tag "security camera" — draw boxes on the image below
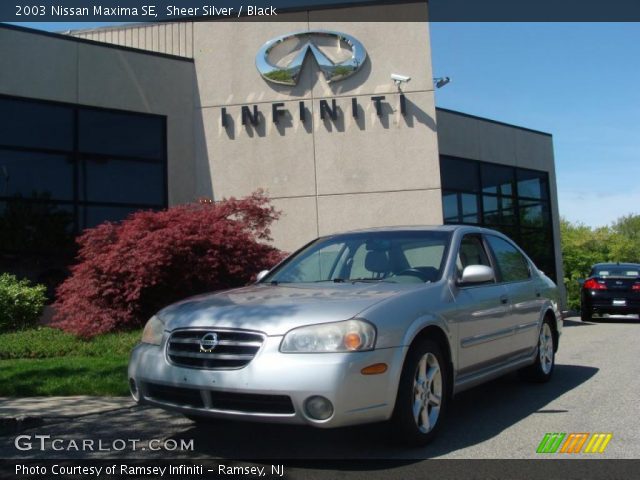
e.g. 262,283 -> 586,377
434,76 -> 451,89
391,73 -> 411,85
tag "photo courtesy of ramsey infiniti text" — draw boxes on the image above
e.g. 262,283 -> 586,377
128,226 -> 562,445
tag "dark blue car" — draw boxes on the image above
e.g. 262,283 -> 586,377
581,263 -> 640,321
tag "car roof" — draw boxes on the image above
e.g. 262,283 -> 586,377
592,262 -> 640,268
338,225 -> 495,234
341,225 -> 457,233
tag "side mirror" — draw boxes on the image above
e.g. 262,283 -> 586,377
256,270 -> 270,282
577,278 -> 585,286
458,265 -> 495,285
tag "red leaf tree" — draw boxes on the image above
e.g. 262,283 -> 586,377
52,191 -> 286,337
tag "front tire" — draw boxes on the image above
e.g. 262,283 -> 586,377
520,319 -> 555,382
390,339 -> 449,446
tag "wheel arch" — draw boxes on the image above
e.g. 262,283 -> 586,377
543,308 -> 560,352
404,323 -> 455,398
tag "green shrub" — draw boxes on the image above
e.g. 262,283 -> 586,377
0,273 -> 47,332
53,191 -> 284,337
564,277 -> 583,312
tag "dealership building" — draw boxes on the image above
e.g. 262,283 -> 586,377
0,1 -> 564,292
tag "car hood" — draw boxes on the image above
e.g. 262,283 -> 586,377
158,283 -> 413,335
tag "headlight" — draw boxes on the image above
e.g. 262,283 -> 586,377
141,315 -> 165,345
280,319 -> 376,353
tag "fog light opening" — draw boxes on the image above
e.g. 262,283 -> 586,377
129,378 -> 140,402
305,396 -> 334,421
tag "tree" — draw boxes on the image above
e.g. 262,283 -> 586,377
561,220 -> 610,277
52,191 -> 286,337
610,214 -> 640,262
560,214 -> 640,310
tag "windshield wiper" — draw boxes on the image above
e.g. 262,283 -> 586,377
310,278 -> 392,284
347,278 -> 393,283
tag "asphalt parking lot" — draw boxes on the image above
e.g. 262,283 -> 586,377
2,317 -> 639,465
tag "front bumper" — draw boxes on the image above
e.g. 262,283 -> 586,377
128,335 -> 406,428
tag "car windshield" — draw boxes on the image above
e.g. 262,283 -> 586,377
264,230 -> 450,284
592,266 -> 640,278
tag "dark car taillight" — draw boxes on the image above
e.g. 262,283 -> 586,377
632,283 -> 640,291
584,278 -> 607,290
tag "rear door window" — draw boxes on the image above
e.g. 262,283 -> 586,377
485,235 -> 530,283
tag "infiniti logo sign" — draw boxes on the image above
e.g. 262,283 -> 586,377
256,30 -> 367,86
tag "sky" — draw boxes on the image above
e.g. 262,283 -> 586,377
430,23 -> 640,228
10,21 -> 640,228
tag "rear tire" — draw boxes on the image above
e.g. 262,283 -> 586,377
389,338 -> 449,446
519,318 -> 555,383
580,306 -> 592,322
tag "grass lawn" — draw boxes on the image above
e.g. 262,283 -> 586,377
0,356 -> 130,396
0,327 -> 141,396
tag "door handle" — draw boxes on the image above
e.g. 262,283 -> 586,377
500,295 -> 509,304
535,291 -> 541,298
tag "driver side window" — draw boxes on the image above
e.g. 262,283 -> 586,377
456,235 -> 491,278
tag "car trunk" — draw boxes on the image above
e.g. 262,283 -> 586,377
597,276 -> 639,292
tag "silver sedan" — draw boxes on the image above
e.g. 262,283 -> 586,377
128,225 -> 561,445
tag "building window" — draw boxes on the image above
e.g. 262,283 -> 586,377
0,96 -> 74,151
0,94 -> 167,288
78,109 -> 165,160
0,150 -> 74,201
439,155 -> 556,281
78,157 -> 165,206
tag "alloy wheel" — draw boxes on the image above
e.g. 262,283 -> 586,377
412,352 -> 442,433
539,323 -> 554,374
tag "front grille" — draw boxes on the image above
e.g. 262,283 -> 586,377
144,383 -> 294,414
209,391 -> 294,414
167,329 -> 264,369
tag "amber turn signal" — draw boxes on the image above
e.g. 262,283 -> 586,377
361,363 -> 388,375
344,332 -> 363,350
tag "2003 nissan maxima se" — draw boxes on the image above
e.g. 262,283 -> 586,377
129,225 -> 561,445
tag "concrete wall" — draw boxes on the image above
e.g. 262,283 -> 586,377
64,3 -> 439,253
63,3 -> 440,252
68,22 -> 194,58
2,2 -> 441,255
193,2 -> 440,252
0,25 -> 198,206
2,17 -> 565,306
436,108 -> 565,297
